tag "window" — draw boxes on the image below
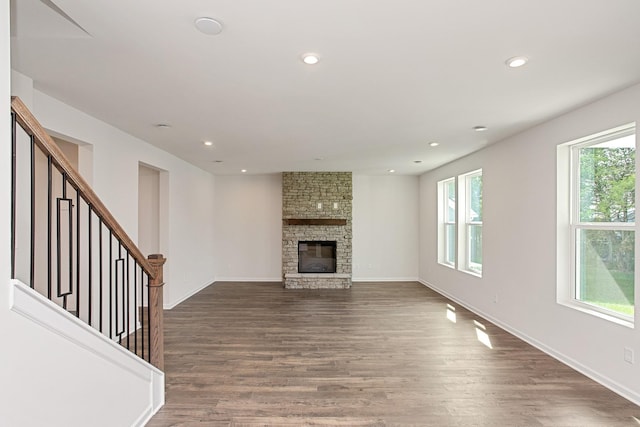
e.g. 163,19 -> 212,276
570,125 -> 635,321
437,170 -> 483,276
438,178 -> 456,267
465,171 -> 483,274
558,123 -> 635,325
460,170 -> 483,275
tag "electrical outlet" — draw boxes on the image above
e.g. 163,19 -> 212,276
624,348 -> 634,364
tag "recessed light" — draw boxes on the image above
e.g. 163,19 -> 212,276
194,17 -> 223,35
212,160 -> 223,163
314,157 -> 324,161
413,160 -> 423,164
241,169 -> 247,173
429,142 -> 439,147
203,141 -> 214,146
302,53 -> 320,65
506,56 -> 528,68
473,126 -> 488,132
388,169 -> 395,173
154,123 -> 171,129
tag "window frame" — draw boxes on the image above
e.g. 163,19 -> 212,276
567,125 -> 636,323
459,169 -> 483,276
437,177 -> 456,268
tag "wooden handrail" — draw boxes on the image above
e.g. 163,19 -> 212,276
11,96 -> 156,279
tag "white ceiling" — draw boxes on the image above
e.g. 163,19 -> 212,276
10,0 -> 640,175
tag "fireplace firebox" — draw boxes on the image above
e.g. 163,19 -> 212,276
298,241 -> 337,273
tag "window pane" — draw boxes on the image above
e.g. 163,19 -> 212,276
469,175 -> 482,222
446,180 -> 456,222
579,135 -> 635,223
445,223 -> 455,264
577,229 -> 635,317
468,224 -> 482,273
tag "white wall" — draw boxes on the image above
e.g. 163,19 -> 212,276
353,175 -> 420,281
138,164 -> 161,256
2,5 -> 160,426
419,83 -> 640,405
212,174 -> 420,282
214,174 -> 283,281
28,88 -> 216,308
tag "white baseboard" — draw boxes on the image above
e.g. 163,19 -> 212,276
214,276 -> 282,282
9,280 -> 164,426
164,279 -> 214,309
352,277 -> 419,282
418,279 -> 640,407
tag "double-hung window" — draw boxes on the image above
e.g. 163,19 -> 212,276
438,178 -> 456,267
460,170 -> 483,275
568,125 -> 635,321
437,170 -> 483,276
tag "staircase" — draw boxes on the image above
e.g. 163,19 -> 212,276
10,96 -> 166,370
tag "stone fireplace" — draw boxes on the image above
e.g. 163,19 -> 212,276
282,172 -> 352,289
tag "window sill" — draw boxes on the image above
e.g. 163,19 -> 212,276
460,268 -> 482,278
558,300 -> 634,329
438,262 -> 455,269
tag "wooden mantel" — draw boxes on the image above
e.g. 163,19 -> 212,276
284,218 -> 347,226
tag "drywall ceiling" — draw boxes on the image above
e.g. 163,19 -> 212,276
10,0 -> 640,175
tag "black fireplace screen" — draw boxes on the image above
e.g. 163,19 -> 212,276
298,241 -> 337,273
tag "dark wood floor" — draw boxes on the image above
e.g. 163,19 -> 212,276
148,282 -> 640,426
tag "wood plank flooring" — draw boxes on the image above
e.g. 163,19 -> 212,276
147,282 -> 640,426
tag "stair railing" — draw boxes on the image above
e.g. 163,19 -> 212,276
10,96 -> 165,370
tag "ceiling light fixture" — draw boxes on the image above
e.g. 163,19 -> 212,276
203,141 -> 213,146
194,17 -> 223,35
413,160 -> 423,164
388,169 -> 395,173
241,169 -> 247,173
506,56 -> 528,68
302,53 -> 320,65
429,142 -> 439,147
154,123 -> 171,129
473,125 -> 488,132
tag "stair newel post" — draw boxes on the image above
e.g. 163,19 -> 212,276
147,254 -> 166,370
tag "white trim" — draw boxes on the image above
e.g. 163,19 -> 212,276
9,280 -> 164,424
457,268 -> 482,279
437,177 -> 457,267
462,170 -> 483,275
164,278 -> 214,309
558,300 -> 633,329
352,277 -> 420,282
418,279 -> 640,407
213,276 -> 282,283
561,123 -> 636,325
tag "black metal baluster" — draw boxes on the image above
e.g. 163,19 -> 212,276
10,112 -> 17,279
47,156 -> 52,299
99,219 -> 103,333
76,188 -> 81,318
116,244 -> 123,342
109,230 -> 113,339
140,268 -> 145,361
30,135 -> 35,288
88,205 -> 93,326
147,272 -> 151,363
57,173 -> 73,310
134,263 -> 138,356
126,250 -> 130,350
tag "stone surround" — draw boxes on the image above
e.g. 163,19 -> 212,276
282,172 -> 352,289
